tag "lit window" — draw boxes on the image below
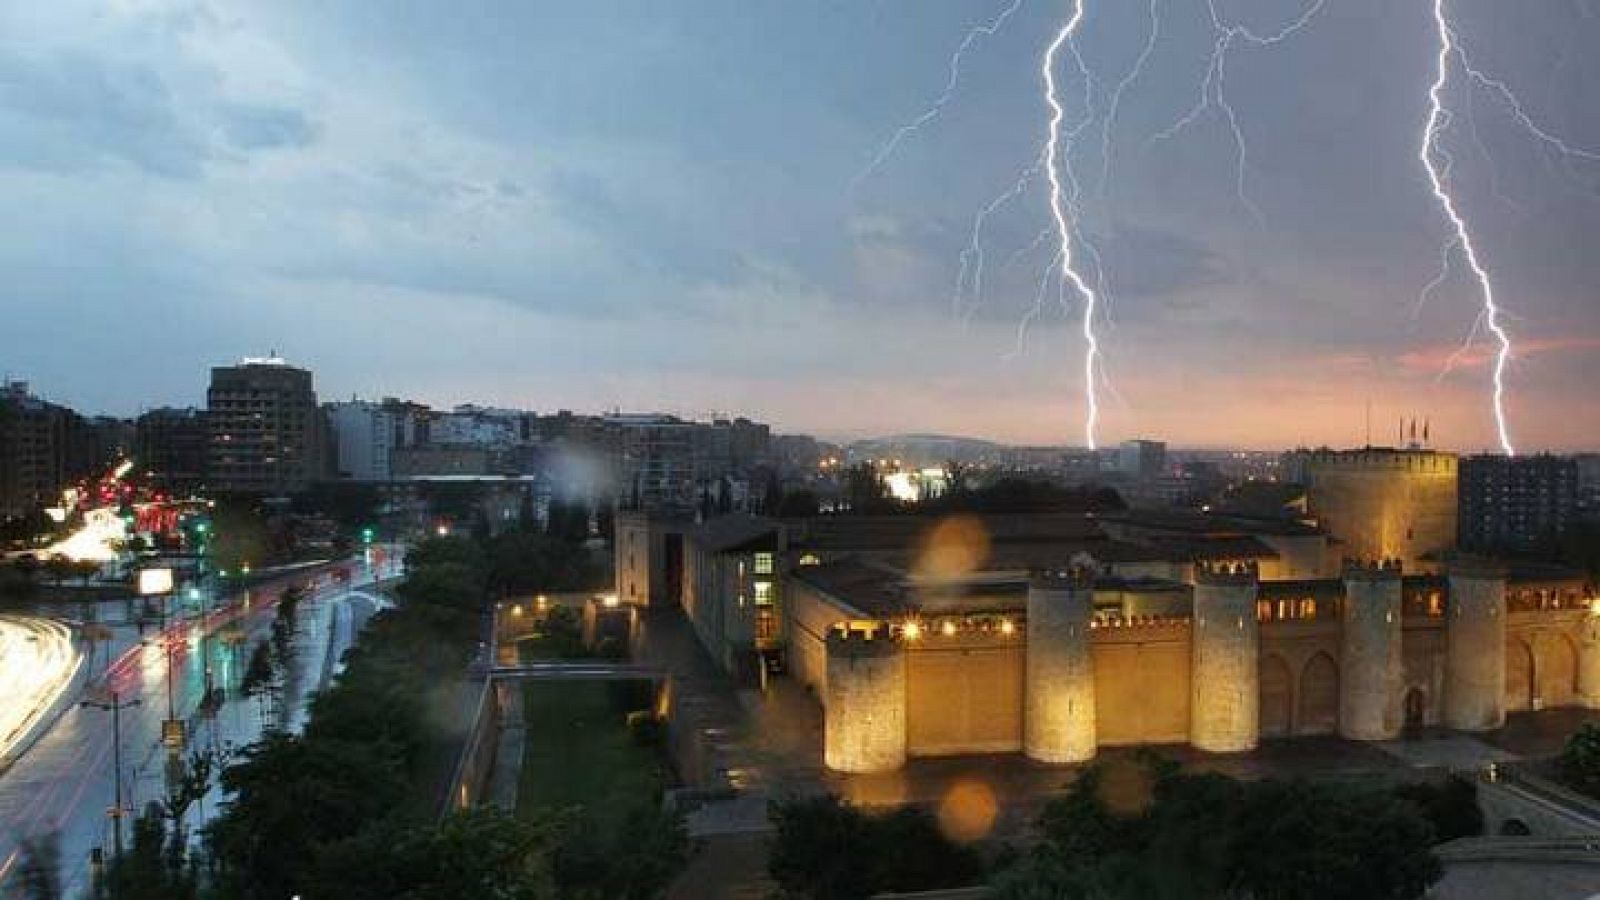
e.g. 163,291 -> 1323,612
753,581 -> 773,606
754,552 -> 774,575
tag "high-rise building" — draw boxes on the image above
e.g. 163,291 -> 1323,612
0,382 -> 122,518
610,414 -> 698,511
1458,453 -> 1579,552
0,382 -> 65,519
136,407 -> 210,495
1118,440 -> 1167,480
206,357 -> 328,495
1576,454 -> 1600,521
326,398 -> 431,482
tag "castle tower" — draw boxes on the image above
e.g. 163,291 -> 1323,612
1339,559 -> 1403,740
1190,562 -> 1261,752
1578,610 -> 1600,709
823,625 -> 907,773
1024,568 -> 1097,763
1444,559 -> 1507,731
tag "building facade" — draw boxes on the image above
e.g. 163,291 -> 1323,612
1,382 -> 125,518
135,407 -> 209,495
206,359 -> 329,495
1458,453 -> 1579,553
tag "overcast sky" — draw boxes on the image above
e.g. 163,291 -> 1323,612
2,1 -> 1596,450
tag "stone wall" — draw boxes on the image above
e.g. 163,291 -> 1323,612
824,627 -> 907,773
1446,563 -> 1508,731
1190,563 -> 1260,752
1092,622 -> 1192,745
906,637 -> 1024,755
1024,571 -> 1096,763
1340,561 -> 1404,739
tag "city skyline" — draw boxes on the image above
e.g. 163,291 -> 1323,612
2,2 -> 1598,449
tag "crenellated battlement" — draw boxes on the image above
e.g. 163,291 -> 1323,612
826,623 -> 901,657
1195,560 -> 1260,586
1342,557 -> 1404,581
1030,566 -> 1096,590
1091,613 -> 1191,630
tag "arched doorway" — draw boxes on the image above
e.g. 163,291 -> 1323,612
1505,638 -> 1535,712
1403,688 -> 1426,732
1260,654 -> 1293,738
1539,635 -> 1579,708
1298,652 -> 1339,735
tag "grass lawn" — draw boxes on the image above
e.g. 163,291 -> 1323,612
517,680 -> 668,830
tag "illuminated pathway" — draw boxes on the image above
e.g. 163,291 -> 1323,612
0,616 -> 83,765
0,553 -> 401,895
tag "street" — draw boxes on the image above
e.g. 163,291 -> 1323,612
0,616 -> 82,765
0,552 -> 399,897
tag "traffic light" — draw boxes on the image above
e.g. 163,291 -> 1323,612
361,526 -> 375,544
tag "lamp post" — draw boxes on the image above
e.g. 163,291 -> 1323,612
137,566 -> 184,751
81,691 -> 140,871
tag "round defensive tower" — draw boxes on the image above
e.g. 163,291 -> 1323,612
1444,559 -> 1507,732
823,624 -> 907,773
1190,561 -> 1260,753
1024,567 -> 1097,764
1578,612 -> 1600,710
1338,559 -> 1403,740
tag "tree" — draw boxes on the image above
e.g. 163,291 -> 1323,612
95,805 -> 198,900
767,795 -> 877,900
998,757 -> 1441,900
775,489 -> 821,518
311,807 -> 561,900
1560,722 -> 1600,798
240,640 -> 278,722
767,794 -> 983,900
15,831 -> 61,900
1393,775 -> 1484,842
843,463 -> 894,515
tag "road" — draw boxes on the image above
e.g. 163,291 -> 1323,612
0,552 -> 400,897
0,616 -> 82,765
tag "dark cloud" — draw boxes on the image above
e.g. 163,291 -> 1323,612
0,53 -> 205,177
1096,223 -> 1231,303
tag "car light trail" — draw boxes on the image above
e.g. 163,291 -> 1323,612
0,616 -> 82,763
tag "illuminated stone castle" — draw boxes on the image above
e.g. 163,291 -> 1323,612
617,452 -> 1596,775
794,555 -> 1596,774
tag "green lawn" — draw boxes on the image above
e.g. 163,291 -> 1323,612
517,680 -> 668,830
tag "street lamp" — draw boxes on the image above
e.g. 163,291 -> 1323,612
80,691 -> 140,867
138,566 -> 184,751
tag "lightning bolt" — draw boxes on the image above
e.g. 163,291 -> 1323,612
1098,0 -> 1162,203
853,0 -> 1026,187
1418,3 -> 1600,455
1042,1 -> 1103,449
1147,0 -> 1325,223
1420,1 -> 1514,454
954,157 -> 1041,321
